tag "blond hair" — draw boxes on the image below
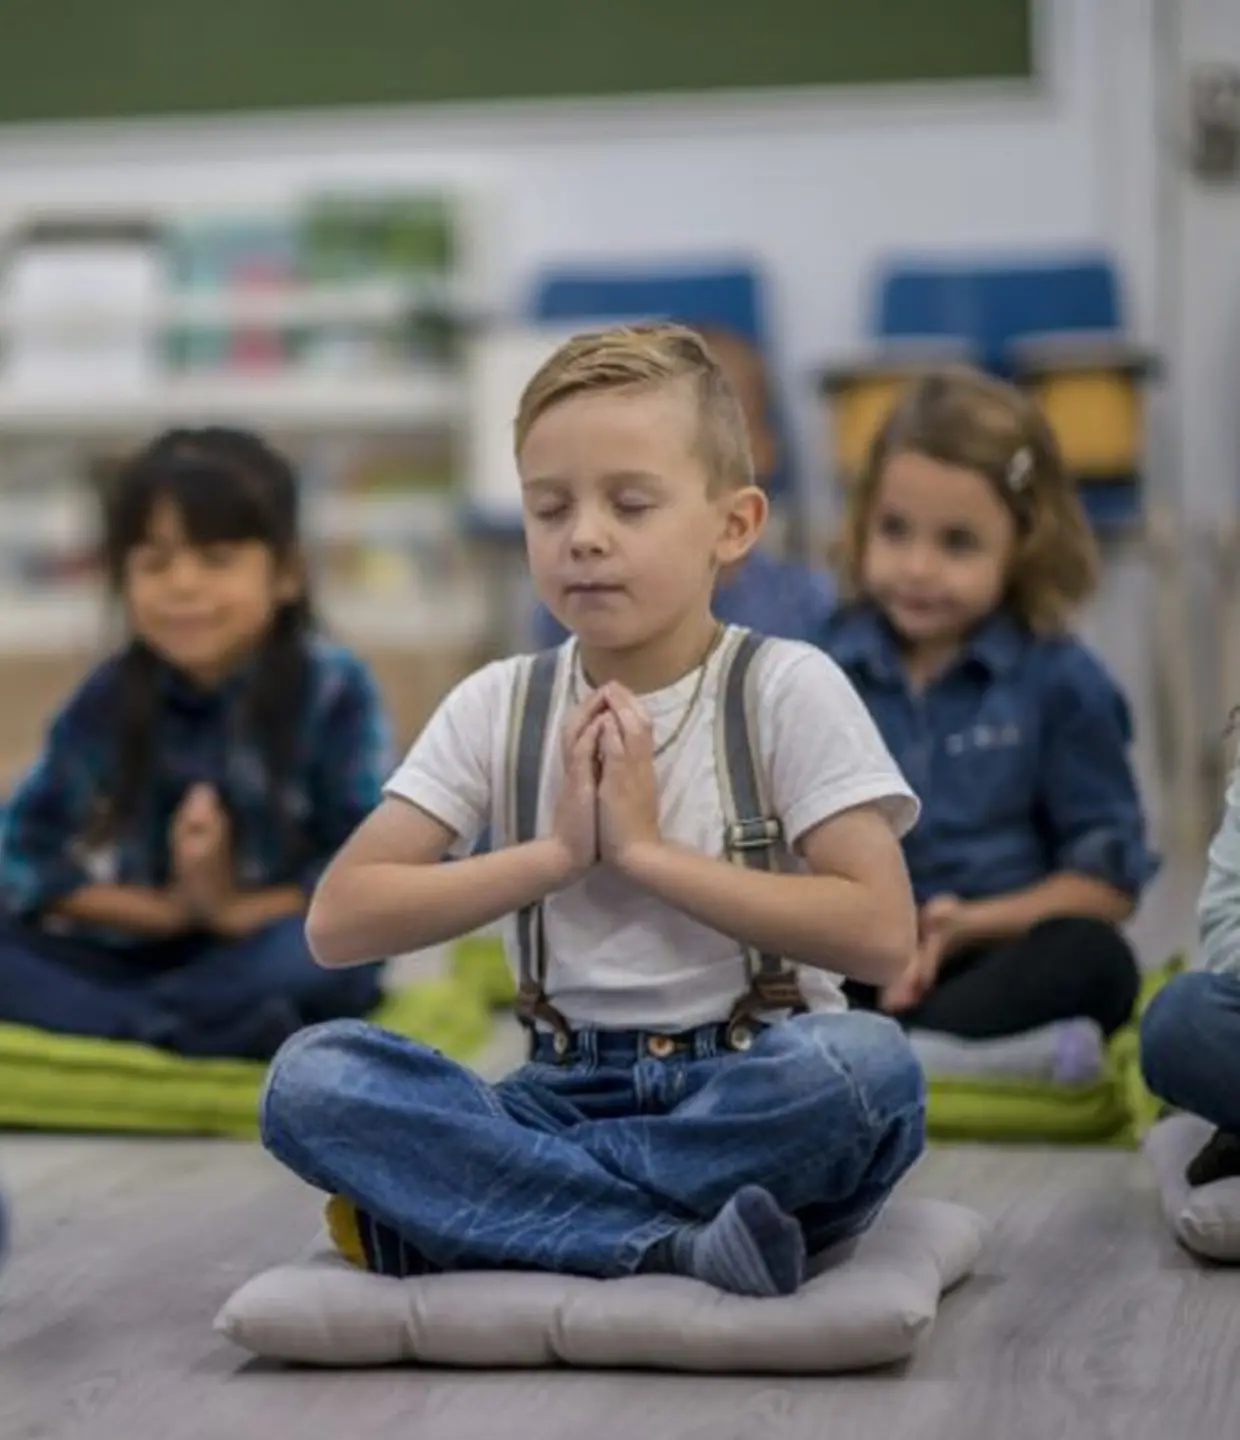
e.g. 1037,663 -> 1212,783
833,366 -> 1098,633
514,322 -> 753,491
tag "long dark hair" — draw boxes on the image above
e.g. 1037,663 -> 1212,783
95,426 -> 314,847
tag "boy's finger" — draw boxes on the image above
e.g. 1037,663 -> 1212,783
564,692 -> 610,746
610,699 -> 651,741
599,715 -> 624,756
568,715 -> 604,770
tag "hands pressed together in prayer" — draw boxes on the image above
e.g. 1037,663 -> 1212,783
169,783 -> 235,926
551,686 -> 662,881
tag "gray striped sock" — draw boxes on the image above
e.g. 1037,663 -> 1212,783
670,1186 -> 806,1298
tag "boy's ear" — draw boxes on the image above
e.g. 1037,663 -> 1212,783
716,484 -> 767,569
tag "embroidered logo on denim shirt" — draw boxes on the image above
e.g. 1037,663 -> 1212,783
944,722 -> 1022,756
68,837 -> 119,883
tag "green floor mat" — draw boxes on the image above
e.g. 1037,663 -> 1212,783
924,956 -> 1181,1147
0,972 -> 493,1138
449,933 -> 517,1008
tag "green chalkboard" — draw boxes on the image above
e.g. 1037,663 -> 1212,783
1,2 -> 1032,125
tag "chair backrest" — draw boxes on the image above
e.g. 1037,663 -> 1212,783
526,262 -> 795,505
875,253 -> 1124,376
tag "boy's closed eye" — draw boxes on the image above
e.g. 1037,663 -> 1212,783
613,496 -> 654,518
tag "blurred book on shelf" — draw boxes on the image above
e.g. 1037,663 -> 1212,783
163,190 -> 467,380
165,216 -> 299,374
0,188 -> 478,399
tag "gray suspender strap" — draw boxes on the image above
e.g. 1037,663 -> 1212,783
715,629 -> 807,1027
506,647 -> 573,1043
507,630 -> 803,1051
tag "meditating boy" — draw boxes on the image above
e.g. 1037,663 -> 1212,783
259,323 -> 925,1298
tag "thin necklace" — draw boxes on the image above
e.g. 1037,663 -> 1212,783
572,622 -> 725,758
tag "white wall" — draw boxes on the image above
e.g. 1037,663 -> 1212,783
1160,0 -> 1240,798
1172,0 -> 1240,528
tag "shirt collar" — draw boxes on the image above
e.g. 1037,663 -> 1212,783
964,609 -> 1029,676
829,603 -> 1028,682
153,649 -> 255,715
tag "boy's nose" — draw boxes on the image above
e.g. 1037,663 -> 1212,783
567,513 -> 609,555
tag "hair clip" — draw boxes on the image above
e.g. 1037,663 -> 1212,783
1006,447 -> 1034,493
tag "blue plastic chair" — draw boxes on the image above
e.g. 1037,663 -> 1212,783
875,253 -> 1124,377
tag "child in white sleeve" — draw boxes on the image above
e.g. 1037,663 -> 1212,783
259,323 -> 925,1298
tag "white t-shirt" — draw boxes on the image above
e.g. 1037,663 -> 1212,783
385,629 -> 918,1030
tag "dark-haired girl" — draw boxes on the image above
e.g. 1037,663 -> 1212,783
0,427 -> 388,1060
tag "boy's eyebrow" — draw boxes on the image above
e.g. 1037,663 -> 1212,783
521,470 -> 665,490
600,470 -> 665,488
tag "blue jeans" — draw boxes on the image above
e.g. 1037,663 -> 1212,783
1141,970 -> 1240,1132
260,1009 -> 926,1278
0,914 -> 383,1061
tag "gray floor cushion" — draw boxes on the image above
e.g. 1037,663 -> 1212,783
215,1197 -> 986,1374
1144,1113 -> 1240,1262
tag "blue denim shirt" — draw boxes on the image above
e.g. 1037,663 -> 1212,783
531,549 -> 836,648
822,604 -> 1159,906
0,634 -> 391,947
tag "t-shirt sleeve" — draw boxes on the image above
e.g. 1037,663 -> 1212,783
759,645 -> 919,847
382,660 -> 509,851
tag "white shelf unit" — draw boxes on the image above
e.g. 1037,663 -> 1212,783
0,190 -> 499,654
0,371 -> 464,437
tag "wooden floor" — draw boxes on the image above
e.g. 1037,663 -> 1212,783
3,1111 -> 1238,1438
2,864 -> 1231,1440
